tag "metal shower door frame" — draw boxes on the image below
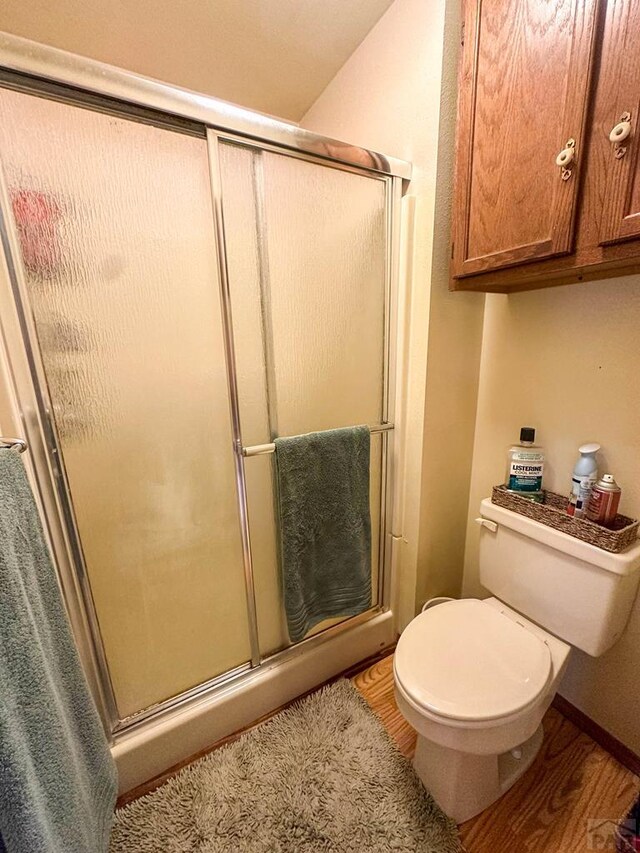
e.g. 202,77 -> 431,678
0,33 -> 409,738
207,128 -> 401,655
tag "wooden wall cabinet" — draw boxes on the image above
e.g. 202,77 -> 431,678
451,0 -> 640,293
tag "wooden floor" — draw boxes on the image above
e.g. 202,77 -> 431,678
353,655 -> 640,853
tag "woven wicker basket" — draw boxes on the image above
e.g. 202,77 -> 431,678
491,485 -> 639,553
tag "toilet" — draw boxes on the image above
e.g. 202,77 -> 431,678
394,498 -> 640,824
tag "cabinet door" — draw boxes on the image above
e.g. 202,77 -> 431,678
452,0 -> 598,278
598,0 -> 640,246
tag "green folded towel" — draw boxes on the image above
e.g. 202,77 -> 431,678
275,426 -> 372,643
0,450 -> 117,852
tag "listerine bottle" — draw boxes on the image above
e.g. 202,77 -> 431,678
506,427 -> 545,503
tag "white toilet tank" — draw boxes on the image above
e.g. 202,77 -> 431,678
477,498 -> 640,656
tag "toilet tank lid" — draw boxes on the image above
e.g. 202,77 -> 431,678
480,499 -> 640,577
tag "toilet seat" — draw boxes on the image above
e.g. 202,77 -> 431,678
394,599 -> 552,723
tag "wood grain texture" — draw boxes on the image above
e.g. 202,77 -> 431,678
353,654 -> 640,852
450,0 -> 640,292
553,694 -> 640,778
451,0 -> 598,278
598,0 -> 640,245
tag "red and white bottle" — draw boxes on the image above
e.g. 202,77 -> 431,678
585,474 -> 621,527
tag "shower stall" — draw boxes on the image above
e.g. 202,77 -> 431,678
0,34 -> 410,786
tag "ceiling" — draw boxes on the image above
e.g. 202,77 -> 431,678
1,0 -> 394,121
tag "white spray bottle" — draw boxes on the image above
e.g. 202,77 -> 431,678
567,443 -> 600,518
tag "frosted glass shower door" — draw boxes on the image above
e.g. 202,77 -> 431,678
217,139 -> 388,656
0,88 -> 252,718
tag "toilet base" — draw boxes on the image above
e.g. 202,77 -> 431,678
413,723 -> 544,824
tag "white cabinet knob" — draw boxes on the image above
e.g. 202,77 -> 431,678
609,120 -> 631,144
556,146 -> 575,167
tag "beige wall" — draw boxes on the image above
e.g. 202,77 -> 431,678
462,277 -> 640,752
302,0 -> 485,625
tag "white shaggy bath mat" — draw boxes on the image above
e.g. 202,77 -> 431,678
110,679 -> 460,852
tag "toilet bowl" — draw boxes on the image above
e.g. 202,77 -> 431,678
393,498 -> 640,824
393,597 -> 570,823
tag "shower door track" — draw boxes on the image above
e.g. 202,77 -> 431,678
0,32 -> 409,739
0,33 -> 411,181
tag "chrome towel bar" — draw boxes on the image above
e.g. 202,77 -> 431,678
0,436 -> 27,453
242,423 -> 394,458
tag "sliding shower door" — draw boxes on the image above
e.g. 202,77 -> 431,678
0,89 -> 252,719
216,139 -> 389,657
0,77 -> 399,732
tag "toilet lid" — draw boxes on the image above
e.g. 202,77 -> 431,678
394,600 -> 552,722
